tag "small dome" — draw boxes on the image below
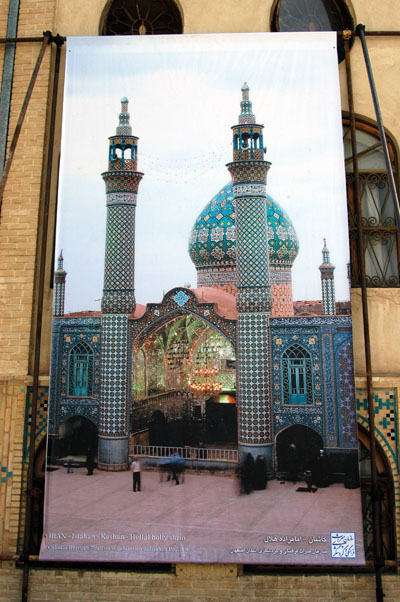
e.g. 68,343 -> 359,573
188,182 -> 299,270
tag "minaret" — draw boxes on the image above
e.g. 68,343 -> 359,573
98,98 -> 143,471
227,84 -> 273,470
319,238 -> 336,315
53,250 -> 66,316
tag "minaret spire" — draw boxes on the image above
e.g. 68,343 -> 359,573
99,97 -> 144,471
319,238 -> 336,315
53,250 -> 67,316
227,84 -> 273,471
117,97 -> 132,135
239,82 -> 255,124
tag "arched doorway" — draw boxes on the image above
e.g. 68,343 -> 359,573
358,427 -> 396,561
206,394 -> 237,444
59,415 -> 98,457
131,311 -> 236,449
276,424 -> 323,477
27,436 -> 46,554
149,410 -> 167,446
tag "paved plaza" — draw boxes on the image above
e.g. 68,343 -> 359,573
41,466 -> 365,565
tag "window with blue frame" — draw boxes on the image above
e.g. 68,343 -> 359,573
282,344 -> 313,405
68,341 -> 93,396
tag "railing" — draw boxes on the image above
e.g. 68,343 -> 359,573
132,390 -> 193,408
131,444 -> 238,463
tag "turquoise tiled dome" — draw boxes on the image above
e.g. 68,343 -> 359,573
188,182 -> 299,268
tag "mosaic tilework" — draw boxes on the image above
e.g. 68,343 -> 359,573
238,83 -> 256,124
100,314 -> 130,437
53,252 -> 66,317
23,387 -> 49,464
356,389 -> 399,470
188,182 -> 299,282
131,287 -> 236,348
227,87 -> 275,450
319,240 -> 336,315
102,203 -> 136,314
53,280 -> 65,317
237,313 -> 271,444
59,398 -> 99,424
237,287 -> 272,313
336,338 -> 357,446
0,464 -> 13,484
271,325 -> 323,437
228,160 -> 270,184
102,170 -> 143,193
98,99 -> 142,465
235,196 -> 270,289
270,316 -> 356,450
321,278 -> 336,315
48,318 -> 101,435
173,290 -> 190,307
356,389 -> 400,563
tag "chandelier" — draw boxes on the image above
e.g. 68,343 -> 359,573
190,366 -> 222,396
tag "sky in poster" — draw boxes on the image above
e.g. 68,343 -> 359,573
56,32 -> 349,313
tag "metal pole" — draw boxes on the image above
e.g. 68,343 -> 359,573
356,24 -> 400,234
0,36 -> 53,44
343,35 -> 385,602
20,35 -> 64,602
0,32 -> 51,213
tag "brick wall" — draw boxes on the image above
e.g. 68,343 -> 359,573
1,565 -> 400,601
0,0 -> 56,571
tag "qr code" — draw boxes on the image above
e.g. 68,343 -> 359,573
330,532 -> 356,558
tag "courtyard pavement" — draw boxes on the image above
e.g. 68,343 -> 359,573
40,466 -> 365,565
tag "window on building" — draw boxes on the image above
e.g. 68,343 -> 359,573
270,0 -> 354,62
68,342 -> 93,397
100,0 -> 183,36
343,117 -> 400,287
282,344 -> 313,405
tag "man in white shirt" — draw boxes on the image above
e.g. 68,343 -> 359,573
131,457 -> 141,492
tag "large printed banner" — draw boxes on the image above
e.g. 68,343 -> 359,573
41,33 -> 365,565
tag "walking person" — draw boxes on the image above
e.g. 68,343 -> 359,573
131,456 -> 141,492
86,445 -> 95,476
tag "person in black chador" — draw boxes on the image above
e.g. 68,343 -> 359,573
312,449 -> 331,487
254,455 -> 268,490
239,453 -> 255,494
86,445 -> 95,476
304,469 -> 313,492
287,443 -> 298,484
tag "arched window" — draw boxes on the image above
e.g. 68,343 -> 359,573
282,344 -> 313,405
100,0 -> 183,36
68,341 -> 93,397
270,0 -> 354,62
343,116 -> 400,287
